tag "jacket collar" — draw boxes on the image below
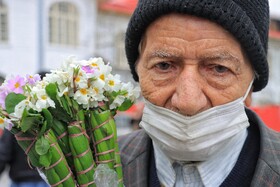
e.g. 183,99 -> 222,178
246,108 -> 280,182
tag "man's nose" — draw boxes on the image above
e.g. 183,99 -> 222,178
170,67 -> 208,116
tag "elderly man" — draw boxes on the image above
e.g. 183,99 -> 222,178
119,0 -> 280,186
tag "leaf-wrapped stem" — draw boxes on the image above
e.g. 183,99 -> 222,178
10,129 -> 76,187
51,118 -> 74,170
68,121 -> 96,187
89,110 -> 115,169
109,118 -> 124,187
43,130 -> 76,187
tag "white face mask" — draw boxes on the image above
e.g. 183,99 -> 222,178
140,80 -> 254,161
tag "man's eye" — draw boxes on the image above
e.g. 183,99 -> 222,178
155,62 -> 171,70
213,65 -> 229,73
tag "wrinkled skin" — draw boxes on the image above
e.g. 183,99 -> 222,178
136,14 -> 254,116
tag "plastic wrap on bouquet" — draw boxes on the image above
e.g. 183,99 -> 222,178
94,164 -> 118,187
37,168 -> 51,186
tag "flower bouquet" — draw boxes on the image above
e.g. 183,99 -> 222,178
0,57 -> 139,187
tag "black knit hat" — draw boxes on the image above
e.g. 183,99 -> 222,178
125,0 -> 270,92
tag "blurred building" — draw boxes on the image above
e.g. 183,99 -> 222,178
96,0 -> 138,83
250,0 -> 280,106
252,25 -> 280,106
96,0 -> 142,136
0,0 -> 97,76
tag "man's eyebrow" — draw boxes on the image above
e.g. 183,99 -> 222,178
147,50 -> 180,60
200,51 -> 241,64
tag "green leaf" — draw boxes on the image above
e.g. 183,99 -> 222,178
45,83 -> 73,123
5,93 -> 26,114
48,107 -> 72,123
38,121 -> 47,138
42,108 -> 53,130
35,136 -> 50,155
21,108 -> 29,119
60,96 -> 72,117
39,153 -> 52,167
45,83 -> 58,101
21,116 -> 42,132
117,99 -> 133,111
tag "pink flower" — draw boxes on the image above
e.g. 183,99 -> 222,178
6,76 -> 26,94
82,65 -> 95,74
26,74 -> 41,85
0,87 -> 9,109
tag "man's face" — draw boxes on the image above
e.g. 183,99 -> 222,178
136,14 -> 254,116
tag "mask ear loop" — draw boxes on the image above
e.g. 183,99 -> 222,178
242,78 -> 255,102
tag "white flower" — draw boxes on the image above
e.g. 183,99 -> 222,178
0,117 -> 14,130
88,57 -> 106,68
88,58 -> 112,83
30,85 -> 55,112
104,74 -> 122,92
10,99 -> 33,119
46,70 -> 71,85
121,82 -> 140,102
87,81 -> 107,108
74,70 -> 88,89
109,95 -> 126,109
57,84 -> 70,97
43,70 -> 73,96
35,94 -> 55,112
74,88 -> 89,107
78,59 -> 92,66
61,56 -> 78,71
90,81 -> 105,99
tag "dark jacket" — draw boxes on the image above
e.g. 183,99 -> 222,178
119,109 -> 280,187
0,129 -> 44,182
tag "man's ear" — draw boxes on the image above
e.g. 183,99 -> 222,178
244,88 -> 253,107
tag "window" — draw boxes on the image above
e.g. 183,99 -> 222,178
115,32 -> 129,69
49,2 -> 79,46
269,19 -> 280,39
0,0 -> 8,42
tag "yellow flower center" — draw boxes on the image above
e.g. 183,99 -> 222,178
41,95 -> 47,100
80,88 -> 87,95
14,82 -> 20,88
94,87 -> 99,93
75,76 -> 81,82
109,80 -> 115,86
0,117 -> 4,124
100,74 -> 105,81
91,63 -> 100,70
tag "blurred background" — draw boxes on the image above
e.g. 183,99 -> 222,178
0,0 -> 279,185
